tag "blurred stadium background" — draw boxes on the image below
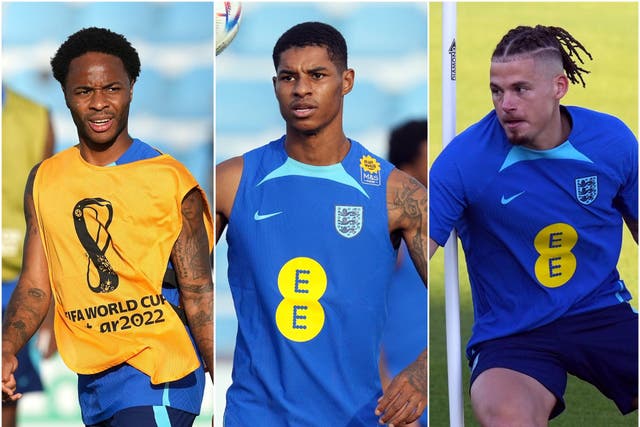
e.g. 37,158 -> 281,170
2,2 -> 213,426
214,2 -> 427,425
429,2 -> 638,426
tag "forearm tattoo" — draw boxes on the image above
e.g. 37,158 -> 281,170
405,350 -> 428,395
3,166 -> 51,353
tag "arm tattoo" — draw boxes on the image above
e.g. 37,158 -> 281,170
173,190 -> 213,284
171,189 -> 214,376
390,176 -> 428,284
2,286 -> 50,353
404,350 -> 428,395
3,165 -> 51,354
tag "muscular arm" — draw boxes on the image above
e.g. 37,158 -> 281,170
376,169 -> 428,425
387,168 -> 427,285
2,164 -> 51,400
215,156 -> 243,243
171,189 -> 214,382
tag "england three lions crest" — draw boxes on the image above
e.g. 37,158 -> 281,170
335,206 -> 363,238
575,176 -> 598,205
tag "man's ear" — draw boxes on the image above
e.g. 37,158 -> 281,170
342,68 -> 355,95
554,73 -> 569,100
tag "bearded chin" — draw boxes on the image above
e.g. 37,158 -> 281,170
506,131 -> 532,147
508,136 -> 526,146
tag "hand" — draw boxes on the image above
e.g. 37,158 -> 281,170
375,352 -> 427,426
2,352 -> 22,403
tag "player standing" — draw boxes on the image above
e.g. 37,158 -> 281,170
1,27 -> 213,426
216,22 -> 427,426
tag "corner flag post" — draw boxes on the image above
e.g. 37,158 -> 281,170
442,3 -> 465,426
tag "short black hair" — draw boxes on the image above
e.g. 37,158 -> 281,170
272,22 -> 348,71
388,119 -> 427,169
51,27 -> 141,87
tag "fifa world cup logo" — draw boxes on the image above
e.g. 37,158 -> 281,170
73,198 -> 119,293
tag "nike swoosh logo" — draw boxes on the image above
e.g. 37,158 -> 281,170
254,210 -> 283,221
501,191 -> 525,205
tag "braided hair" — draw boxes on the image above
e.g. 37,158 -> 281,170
492,25 -> 592,87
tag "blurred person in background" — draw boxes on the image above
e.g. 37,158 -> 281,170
380,119 -> 428,427
1,27 -> 213,427
2,85 -> 56,427
216,22 -> 427,426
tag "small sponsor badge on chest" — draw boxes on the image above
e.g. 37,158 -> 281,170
575,175 -> 598,205
359,155 -> 381,186
335,205 -> 363,238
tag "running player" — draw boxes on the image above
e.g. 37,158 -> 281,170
430,25 -> 638,425
216,22 -> 427,426
1,27 -> 213,427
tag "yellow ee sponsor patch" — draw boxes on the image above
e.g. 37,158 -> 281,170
533,223 -> 578,288
275,257 -> 327,342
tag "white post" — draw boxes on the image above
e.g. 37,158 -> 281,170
442,2 -> 464,427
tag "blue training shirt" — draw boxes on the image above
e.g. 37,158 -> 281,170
430,106 -> 638,356
77,139 -> 205,425
224,136 -> 397,426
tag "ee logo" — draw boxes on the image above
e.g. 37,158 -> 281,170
275,257 -> 327,342
533,223 -> 578,288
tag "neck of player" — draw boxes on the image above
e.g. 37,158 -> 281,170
79,133 -> 134,166
284,124 -> 350,166
531,107 -> 572,151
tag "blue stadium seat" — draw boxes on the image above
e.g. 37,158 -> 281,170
168,68 -> 213,118
157,3 -> 213,43
5,70 -> 65,114
389,81 -> 428,125
343,81 -> 393,133
131,68 -> 168,117
72,3 -> 159,41
342,3 -> 428,55
229,3 -> 333,55
3,3 -> 74,45
216,80 -> 281,133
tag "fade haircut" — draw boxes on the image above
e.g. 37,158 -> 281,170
272,22 -> 348,71
388,119 -> 428,169
492,25 -> 592,87
51,27 -> 141,87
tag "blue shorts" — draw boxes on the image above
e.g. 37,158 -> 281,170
85,406 -> 196,427
468,303 -> 638,419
